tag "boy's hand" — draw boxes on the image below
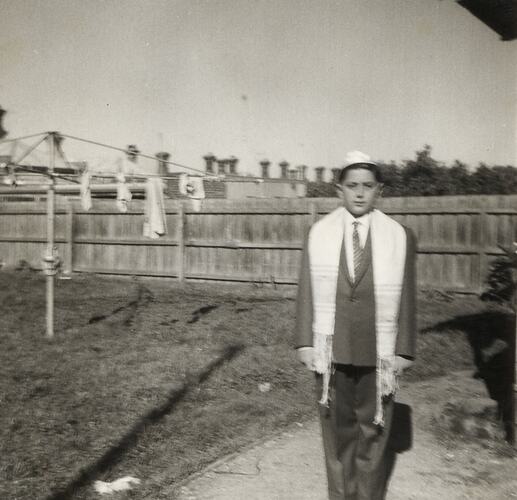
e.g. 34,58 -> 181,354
395,355 -> 414,375
296,347 -> 315,370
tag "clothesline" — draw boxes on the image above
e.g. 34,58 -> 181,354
79,164 -> 206,215
2,164 -> 81,185
60,133 -> 206,175
78,170 -> 222,181
77,169 -> 205,224
0,132 -> 48,144
0,130 -> 209,178
3,161 -> 223,183
1,132 -> 228,190
0,130 -> 206,339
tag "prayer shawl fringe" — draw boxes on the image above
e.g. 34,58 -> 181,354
308,207 -> 406,426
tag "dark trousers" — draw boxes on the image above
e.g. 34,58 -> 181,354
318,365 -> 394,500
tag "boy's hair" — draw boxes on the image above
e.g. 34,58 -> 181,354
338,162 -> 383,184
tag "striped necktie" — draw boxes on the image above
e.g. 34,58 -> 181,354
352,221 -> 363,281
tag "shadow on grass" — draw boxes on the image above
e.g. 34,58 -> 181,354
88,284 -> 154,326
46,343 -> 245,500
421,310 -> 515,442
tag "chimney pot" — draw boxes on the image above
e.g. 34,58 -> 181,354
315,167 -> 325,182
216,158 -> 226,175
260,159 -> 270,179
203,153 -> 216,174
156,151 -> 170,176
228,156 -> 238,175
279,160 -> 289,179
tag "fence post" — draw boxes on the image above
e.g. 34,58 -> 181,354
178,202 -> 185,282
478,209 -> 489,294
63,199 -> 73,278
510,268 -> 517,448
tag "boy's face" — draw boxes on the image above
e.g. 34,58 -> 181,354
337,168 -> 382,217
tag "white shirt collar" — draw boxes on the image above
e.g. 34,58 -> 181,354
343,208 -> 371,230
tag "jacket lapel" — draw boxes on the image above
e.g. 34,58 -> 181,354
340,226 -> 354,287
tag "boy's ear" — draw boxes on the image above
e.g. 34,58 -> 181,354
376,183 -> 384,196
335,183 -> 343,199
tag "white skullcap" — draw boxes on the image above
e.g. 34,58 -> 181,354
343,150 -> 377,167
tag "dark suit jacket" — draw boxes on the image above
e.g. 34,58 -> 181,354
294,223 -> 417,362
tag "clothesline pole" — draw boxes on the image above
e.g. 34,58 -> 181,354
513,263 -> 517,447
44,132 -> 56,338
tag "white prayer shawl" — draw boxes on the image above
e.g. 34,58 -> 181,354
308,207 -> 406,425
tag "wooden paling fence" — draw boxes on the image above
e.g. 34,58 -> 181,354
0,194 -> 516,293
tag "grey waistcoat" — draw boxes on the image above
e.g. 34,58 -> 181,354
332,231 -> 377,366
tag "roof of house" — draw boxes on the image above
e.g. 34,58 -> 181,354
458,0 -> 517,41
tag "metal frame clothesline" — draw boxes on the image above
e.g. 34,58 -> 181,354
0,130 -> 214,338
0,131 -> 208,174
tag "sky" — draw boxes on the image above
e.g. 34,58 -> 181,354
1,0 -> 516,178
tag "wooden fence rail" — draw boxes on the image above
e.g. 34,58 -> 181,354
1,194 -> 516,293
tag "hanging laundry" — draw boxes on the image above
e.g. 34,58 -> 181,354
2,165 -> 19,186
124,145 -> 140,177
143,177 -> 167,239
178,172 -> 189,196
80,170 -> 92,211
115,171 -> 132,213
178,174 -> 205,212
114,154 -> 138,179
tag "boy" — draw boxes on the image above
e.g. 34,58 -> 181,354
295,151 -> 417,500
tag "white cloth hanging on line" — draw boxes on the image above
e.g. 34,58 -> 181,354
115,172 -> 132,213
178,174 -> 205,212
2,165 -> 20,186
80,170 -> 92,211
143,177 -> 167,238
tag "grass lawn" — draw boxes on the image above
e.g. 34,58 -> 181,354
0,270 -> 506,499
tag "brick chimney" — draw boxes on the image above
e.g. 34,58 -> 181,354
260,159 -> 270,179
228,156 -> 238,175
315,167 -> 325,182
216,158 -> 226,175
203,153 -> 216,174
279,160 -> 289,179
0,107 -> 7,140
156,152 -> 170,176
297,165 -> 307,181
331,167 -> 341,184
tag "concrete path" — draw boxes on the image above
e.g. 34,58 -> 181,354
177,373 -> 517,500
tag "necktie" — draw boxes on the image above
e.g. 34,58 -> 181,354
352,221 -> 362,281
